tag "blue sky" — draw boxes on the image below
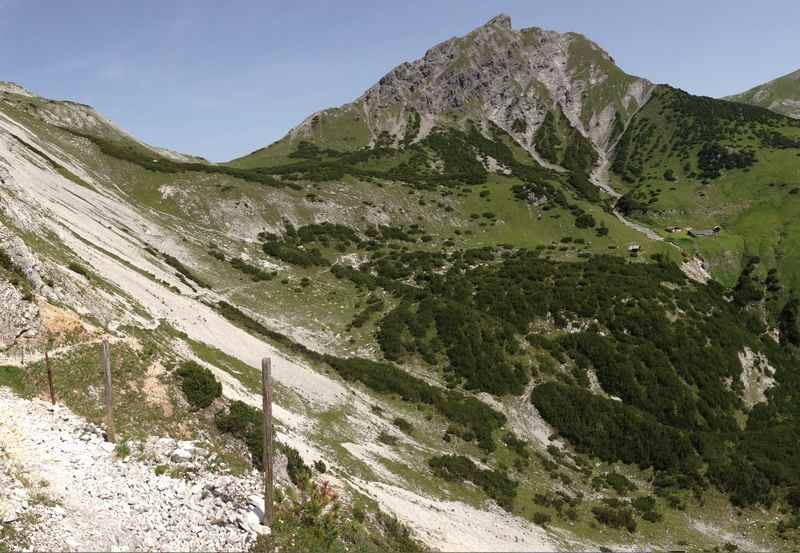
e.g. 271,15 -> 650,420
1,0 -> 798,161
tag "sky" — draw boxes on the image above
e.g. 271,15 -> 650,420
1,0 -> 798,161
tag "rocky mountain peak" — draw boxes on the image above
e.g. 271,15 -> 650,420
276,15 -> 653,169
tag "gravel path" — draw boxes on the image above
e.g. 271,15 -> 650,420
613,210 -> 664,242
0,389 -> 262,551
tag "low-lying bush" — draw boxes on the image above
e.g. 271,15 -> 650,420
428,454 -> 517,511
176,361 -> 221,408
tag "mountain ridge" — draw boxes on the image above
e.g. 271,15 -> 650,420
725,68 -> 800,119
234,14 -> 653,171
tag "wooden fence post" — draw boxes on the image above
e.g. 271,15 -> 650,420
261,357 -> 273,526
45,349 -> 55,405
102,339 -> 115,443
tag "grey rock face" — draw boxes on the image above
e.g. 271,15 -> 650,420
290,14 -> 652,161
0,219 -> 57,301
0,280 -> 39,350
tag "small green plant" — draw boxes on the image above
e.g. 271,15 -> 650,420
392,417 -> 414,435
115,440 -> 131,458
532,512 -> 551,526
0,365 -> 26,395
154,464 -> 169,476
67,262 -> 91,279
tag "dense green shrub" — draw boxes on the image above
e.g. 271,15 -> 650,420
532,512 -> 551,526
402,110 -> 421,147
605,472 -> 637,495
533,382 -> 700,474
214,400 -> 310,483
732,257 -> 764,306
251,479 -> 422,553
0,250 -> 19,275
323,356 -> 506,451
262,240 -> 328,267
574,212 -> 596,229
632,495 -> 662,522
215,400 -> 264,467
258,221 -> 362,267
229,257 -> 274,281
176,361 -> 221,408
592,504 -> 637,532
67,262 -> 91,279
213,300 -> 506,450
697,142 -> 756,179
428,455 -> 517,511
779,297 -> 800,346
758,130 -> 800,149
64,128 -> 292,189
162,253 -> 210,288
219,246 -> 800,507
392,417 -> 414,434
611,85 -> 794,187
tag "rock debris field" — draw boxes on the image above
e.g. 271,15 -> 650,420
0,389 -> 270,551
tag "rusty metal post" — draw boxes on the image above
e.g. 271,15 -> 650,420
261,357 -> 273,526
102,339 -> 115,443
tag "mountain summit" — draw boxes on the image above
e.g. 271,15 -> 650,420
726,68 -> 800,119
238,14 -> 652,167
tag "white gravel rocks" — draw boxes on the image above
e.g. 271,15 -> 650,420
0,389 -> 267,551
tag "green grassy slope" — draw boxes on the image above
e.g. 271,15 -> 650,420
566,33 -> 647,130
232,105 -> 372,168
726,69 -> 800,119
610,85 -> 800,290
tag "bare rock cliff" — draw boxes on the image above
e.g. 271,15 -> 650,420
288,14 -> 653,159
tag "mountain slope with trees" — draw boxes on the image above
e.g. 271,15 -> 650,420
3,14 -> 800,552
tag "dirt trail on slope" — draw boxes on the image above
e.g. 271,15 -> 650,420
613,210 -> 664,242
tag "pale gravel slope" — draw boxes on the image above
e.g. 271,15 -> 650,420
0,111 -> 347,408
